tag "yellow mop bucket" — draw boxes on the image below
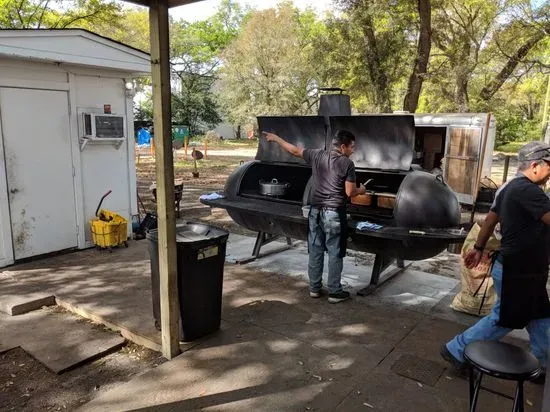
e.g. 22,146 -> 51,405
90,191 -> 128,249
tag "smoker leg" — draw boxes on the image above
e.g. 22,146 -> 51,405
236,231 -> 294,264
357,254 -> 410,296
252,231 -> 266,258
470,202 -> 477,224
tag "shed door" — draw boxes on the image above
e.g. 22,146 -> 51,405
0,88 -> 77,259
443,127 -> 482,204
0,112 -> 13,267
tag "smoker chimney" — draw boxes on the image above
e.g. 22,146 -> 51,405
318,87 -> 351,116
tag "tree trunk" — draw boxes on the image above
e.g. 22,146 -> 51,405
362,14 -> 392,112
403,0 -> 431,113
455,72 -> 470,112
480,31 -> 545,102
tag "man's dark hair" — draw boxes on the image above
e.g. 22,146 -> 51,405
331,129 -> 355,148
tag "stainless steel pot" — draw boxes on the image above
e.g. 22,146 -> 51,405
259,178 -> 290,196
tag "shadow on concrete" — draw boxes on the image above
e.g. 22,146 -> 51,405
0,230 -> 545,411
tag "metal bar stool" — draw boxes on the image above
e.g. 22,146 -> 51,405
464,341 -> 542,412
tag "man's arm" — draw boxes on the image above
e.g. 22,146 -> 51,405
262,132 -> 304,158
463,211 -> 499,268
474,211 -> 500,249
540,212 -> 550,225
345,181 -> 366,197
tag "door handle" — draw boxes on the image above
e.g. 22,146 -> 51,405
10,188 -> 19,194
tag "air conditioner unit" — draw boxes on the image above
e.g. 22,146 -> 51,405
82,113 -> 125,139
80,113 -> 126,150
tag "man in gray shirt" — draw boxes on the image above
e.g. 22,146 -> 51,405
262,130 -> 366,303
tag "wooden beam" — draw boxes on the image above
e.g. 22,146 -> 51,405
149,0 -> 180,360
124,0 -> 204,8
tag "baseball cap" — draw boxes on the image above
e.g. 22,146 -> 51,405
517,141 -> 550,162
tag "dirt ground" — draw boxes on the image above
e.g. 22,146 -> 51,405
0,345 -> 164,412
135,143 -> 256,214
0,306 -> 165,412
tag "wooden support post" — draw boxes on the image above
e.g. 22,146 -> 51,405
502,155 -> 510,184
149,0 -> 180,360
184,136 -> 188,159
204,141 -> 208,159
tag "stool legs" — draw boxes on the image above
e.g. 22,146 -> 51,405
512,381 -> 524,412
469,368 -> 483,412
468,367 -> 526,412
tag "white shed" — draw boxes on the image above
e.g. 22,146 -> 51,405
0,29 -> 150,268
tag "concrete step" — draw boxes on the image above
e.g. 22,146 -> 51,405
0,293 -> 56,316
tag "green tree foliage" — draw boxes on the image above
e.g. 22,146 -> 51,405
169,0 -> 246,135
0,0 -> 122,29
489,72 -> 548,146
217,3 -> 327,125
427,0 -> 503,112
327,0 -> 418,112
1,0 -> 547,145
94,7 -> 150,52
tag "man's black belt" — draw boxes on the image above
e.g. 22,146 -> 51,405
315,206 -> 345,212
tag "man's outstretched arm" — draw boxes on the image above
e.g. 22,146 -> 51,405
262,132 -> 304,159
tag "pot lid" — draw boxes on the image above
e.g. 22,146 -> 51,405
256,116 -> 327,164
259,178 -> 289,187
328,115 -> 415,171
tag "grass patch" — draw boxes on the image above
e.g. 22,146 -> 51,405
186,138 -> 258,150
217,139 -> 258,148
495,141 -> 525,153
174,158 -> 242,169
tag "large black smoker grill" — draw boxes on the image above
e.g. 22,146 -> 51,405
201,95 -> 467,295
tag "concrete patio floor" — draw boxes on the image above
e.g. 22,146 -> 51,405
0,232 -> 545,411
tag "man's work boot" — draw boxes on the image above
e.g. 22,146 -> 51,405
309,289 -> 324,299
328,290 -> 351,304
440,344 -> 468,377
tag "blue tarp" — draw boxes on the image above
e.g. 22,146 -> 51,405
137,127 -> 151,145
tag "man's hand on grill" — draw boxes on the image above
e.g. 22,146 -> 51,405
261,131 -> 304,158
463,249 -> 482,269
262,131 -> 279,142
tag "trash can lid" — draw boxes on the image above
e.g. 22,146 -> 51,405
147,223 -> 228,243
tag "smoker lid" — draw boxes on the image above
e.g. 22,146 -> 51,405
256,116 -> 327,164
328,115 -> 415,171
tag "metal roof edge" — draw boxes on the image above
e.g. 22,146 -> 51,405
0,29 -> 150,74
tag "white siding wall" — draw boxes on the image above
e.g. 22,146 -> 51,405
73,74 -> 135,243
0,59 -> 66,82
0,57 -> 138,265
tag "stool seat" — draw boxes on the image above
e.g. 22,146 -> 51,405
464,341 -> 541,380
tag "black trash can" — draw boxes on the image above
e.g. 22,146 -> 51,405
148,222 -> 229,342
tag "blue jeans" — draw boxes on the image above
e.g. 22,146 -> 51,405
308,207 -> 344,294
447,260 -> 550,367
